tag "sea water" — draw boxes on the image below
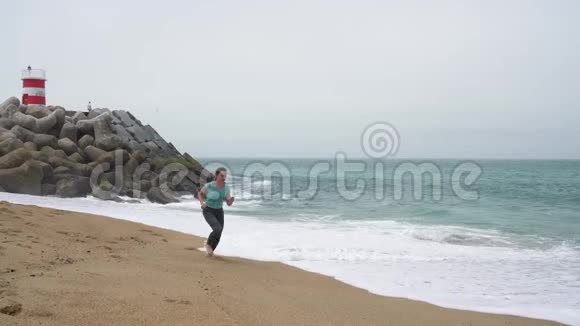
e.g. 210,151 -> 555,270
2,159 -> 579,325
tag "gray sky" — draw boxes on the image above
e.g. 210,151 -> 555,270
2,0 -> 579,159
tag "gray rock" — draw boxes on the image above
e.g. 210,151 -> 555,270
18,104 -> 27,113
111,124 -> 133,143
11,111 -> 36,130
48,157 -> 92,176
183,152 -> 213,181
176,177 -> 198,193
59,122 -> 77,142
25,105 -> 50,118
97,149 -> 130,166
23,141 -> 37,151
33,110 -> 58,133
41,183 -> 56,196
94,118 -> 124,151
53,166 -> 71,174
53,149 -> 67,159
10,125 -> 36,142
0,137 -> 23,156
55,175 -> 91,197
0,97 -> 20,117
40,146 -> 56,156
32,134 -> 58,149
0,160 -> 44,195
76,112 -> 112,134
84,145 -> 107,162
127,140 -> 146,153
92,179 -> 124,202
126,125 -> 151,143
123,157 -> 139,177
36,161 -> 54,183
154,139 -> 177,155
0,148 -> 31,169
72,111 -> 88,123
127,112 -> 142,126
142,141 -> 160,153
92,188 -> 123,202
77,134 -> 94,150
57,138 -> 78,155
146,187 -> 179,204
87,108 -> 111,119
143,125 -> 162,141
68,152 -> 84,163
0,118 -> 14,129
112,110 -> 138,127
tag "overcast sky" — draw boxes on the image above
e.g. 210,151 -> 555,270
2,0 -> 579,159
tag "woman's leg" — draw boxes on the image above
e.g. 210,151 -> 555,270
214,208 -> 225,249
203,208 -> 223,250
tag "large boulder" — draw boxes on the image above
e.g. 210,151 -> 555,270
11,111 -> 36,130
41,183 -> 56,196
33,111 -> 58,133
68,152 -> 84,163
57,138 -> 78,155
0,128 -> 16,143
47,157 -> 92,176
59,122 -> 77,142
0,118 -> 14,129
72,111 -> 88,123
36,161 -> 54,183
146,187 -> 178,204
87,108 -> 110,119
76,112 -> 111,134
77,134 -> 94,150
127,140 -> 146,153
0,148 -> 31,169
0,137 -> 23,156
25,105 -> 50,118
0,97 -> 20,117
111,124 -> 133,143
94,118 -> 124,151
53,166 -> 71,175
55,175 -> 91,197
22,141 -> 37,151
0,160 -> 44,195
10,125 -> 36,142
84,145 -> 107,162
32,134 -> 58,149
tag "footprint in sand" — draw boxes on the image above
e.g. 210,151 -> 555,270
164,298 -> 192,305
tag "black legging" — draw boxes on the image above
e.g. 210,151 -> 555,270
203,207 -> 224,250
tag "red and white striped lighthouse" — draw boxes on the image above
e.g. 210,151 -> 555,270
21,67 -> 47,105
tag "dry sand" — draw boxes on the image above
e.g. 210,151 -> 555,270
0,201 -> 564,325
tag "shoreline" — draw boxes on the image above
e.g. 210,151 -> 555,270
0,200 -> 564,325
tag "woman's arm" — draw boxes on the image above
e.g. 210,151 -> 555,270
198,185 -> 207,208
225,187 -> 235,206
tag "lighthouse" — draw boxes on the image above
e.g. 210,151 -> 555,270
21,66 -> 47,105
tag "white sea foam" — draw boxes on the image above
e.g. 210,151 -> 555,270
1,193 -> 578,325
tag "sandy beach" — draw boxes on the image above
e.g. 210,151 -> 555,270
0,201 -> 563,326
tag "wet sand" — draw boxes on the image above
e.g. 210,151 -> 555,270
0,201 -> 563,325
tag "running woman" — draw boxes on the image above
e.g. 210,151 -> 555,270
197,167 -> 234,256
